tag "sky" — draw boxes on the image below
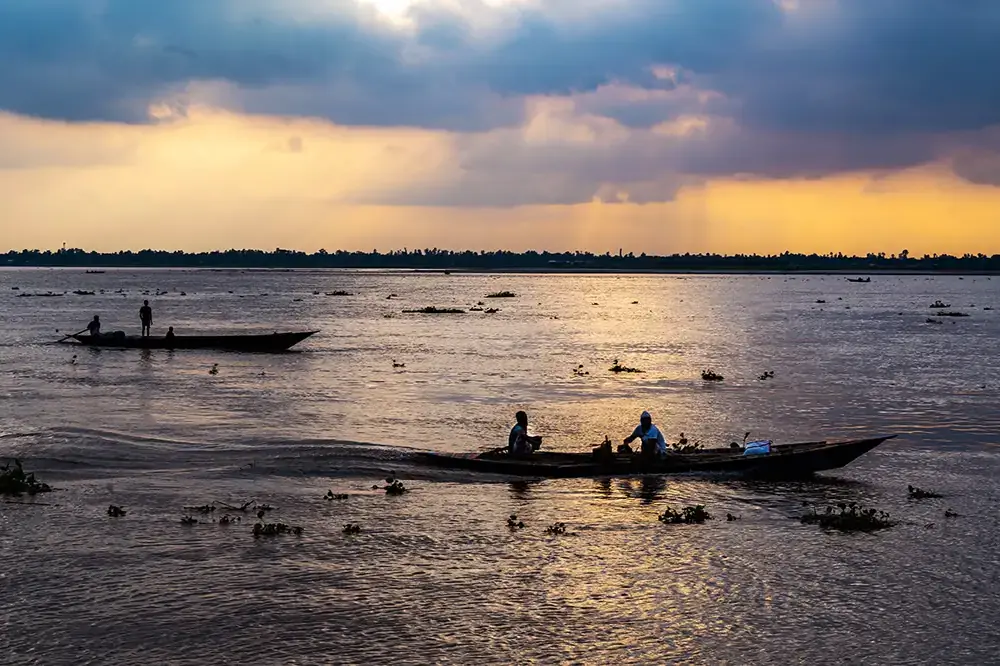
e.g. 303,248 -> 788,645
2,0 -> 1000,255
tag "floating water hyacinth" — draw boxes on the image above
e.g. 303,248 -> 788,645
907,485 -> 943,499
658,505 -> 712,524
253,522 -> 302,537
0,459 -> 52,496
610,359 -> 643,373
800,503 -> 894,532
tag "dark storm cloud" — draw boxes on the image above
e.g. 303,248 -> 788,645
2,0 -> 1000,197
3,0 -> 999,133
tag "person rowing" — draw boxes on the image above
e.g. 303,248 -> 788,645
623,411 -> 668,459
509,410 -> 543,457
85,315 -> 101,337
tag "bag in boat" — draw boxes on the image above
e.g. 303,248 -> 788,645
742,440 -> 773,456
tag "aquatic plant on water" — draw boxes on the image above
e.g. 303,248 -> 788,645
107,505 -> 127,517
0,459 -> 52,496
372,477 -> 408,495
610,359 -> 643,374
702,369 -> 724,381
485,291 -> 517,298
800,503 -> 895,532
507,514 -> 526,530
253,522 -> 303,537
402,306 -> 466,314
659,505 -> 712,524
907,485 -> 943,499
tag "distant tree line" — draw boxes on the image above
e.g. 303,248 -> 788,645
4,248 -> 1000,272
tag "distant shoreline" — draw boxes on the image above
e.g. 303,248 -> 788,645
3,265 -> 998,276
5,248 -> 999,274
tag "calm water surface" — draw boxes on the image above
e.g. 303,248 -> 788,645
1,269 -> 998,665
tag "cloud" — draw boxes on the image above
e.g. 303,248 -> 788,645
1,0 -> 1000,205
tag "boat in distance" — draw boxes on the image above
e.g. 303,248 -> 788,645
417,435 -> 896,479
66,330 -> 318,352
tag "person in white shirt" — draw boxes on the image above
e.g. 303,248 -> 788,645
623,411 -> 668,458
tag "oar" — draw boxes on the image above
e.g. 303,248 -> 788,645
54,328 -> 88,344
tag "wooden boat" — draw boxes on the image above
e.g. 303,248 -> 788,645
416,435 -> 895,479
67,330 -> 318,352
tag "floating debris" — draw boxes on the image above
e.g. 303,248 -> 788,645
944,509 -> 960,519
326,290 -> 352,296
483,307 -> 499,314
816,299 -> 827,304
544,522 -> 568,535
800,503 -> 894,532
659,505 -> 712,524
610,359 -> 643,374
209,363 -> 219,375
631,300 -> 639,304
757,371 -> 775,381
371,477 -> 408,495
72,290 -> 95,296
702,369 -> 724,381
392,360 -> 405,368
572,364 -> 589,377
930,300 -> 950,309
107,505 -> 127,517
184,504 -> 216,514
936,311 -> 970,317
217,515 -> 240,525
485,291 -> 517,298
402,306 -> 465,314
180,516 -> 199,525
253,522 -> 303,537
0,460 -> 52,496
507,514 -> 526,530
342,523 -> 362,534
726,513 -> 741,521
325,491 -> 349,501
907,485 -> 943,499
926,318 -> 943,325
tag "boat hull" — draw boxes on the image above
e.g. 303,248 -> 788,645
68,331 -> 318,352
417,436 -> 895,479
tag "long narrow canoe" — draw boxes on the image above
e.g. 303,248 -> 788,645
417,435 -> 895,479
67,330 -> 318,353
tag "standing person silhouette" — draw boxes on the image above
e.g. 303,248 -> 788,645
139,300 -> 153,337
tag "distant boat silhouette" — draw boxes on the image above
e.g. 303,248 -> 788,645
846,277 -> 871,283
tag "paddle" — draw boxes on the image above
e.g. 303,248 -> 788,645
54,328 -> 88,344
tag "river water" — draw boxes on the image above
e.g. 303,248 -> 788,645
1,269 -> 998,665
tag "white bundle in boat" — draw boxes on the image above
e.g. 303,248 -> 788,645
742,440 -> 773,456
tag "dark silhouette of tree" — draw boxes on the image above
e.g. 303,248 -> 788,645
2,247 -> 998,272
